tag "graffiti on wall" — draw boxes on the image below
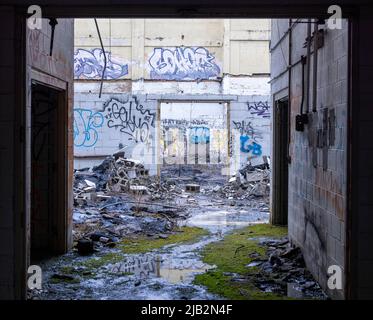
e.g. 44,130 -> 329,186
149,47 -> 220,80
74,48 -> 128,79
162,118 -> 209,130
232,120 -> 262,156
189,126 -> 210,144
102,96 -> 156,143
239,136 -> 262,155
74,109 -> 104,147
247,101 -> 270,118
232,120 -> 255,137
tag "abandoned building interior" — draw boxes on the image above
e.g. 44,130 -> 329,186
1,0 -> 373,301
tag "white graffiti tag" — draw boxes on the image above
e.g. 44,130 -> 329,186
149,47 -> 220,80
74,48 -> 128,79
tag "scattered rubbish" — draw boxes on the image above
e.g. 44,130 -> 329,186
248,236 -> 328,299
34,152 -> 329,301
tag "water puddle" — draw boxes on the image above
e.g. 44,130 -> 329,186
183,208 -> 269,234
32,198 -> 270,300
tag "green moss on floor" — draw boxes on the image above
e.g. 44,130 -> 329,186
81,251 -> 124,270
49,276 -> 80,284
119,226 -> 209,254
79,226 -> 208,271
194,223 -> 289,300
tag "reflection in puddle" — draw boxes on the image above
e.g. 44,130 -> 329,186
184,209 -> 269,234
110,254 -> 213,284
160,267 -> 208,284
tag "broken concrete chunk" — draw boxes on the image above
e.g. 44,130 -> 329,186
185,184 -> 200,192
99,236 -> 110,243
130,185 -> 148,195
84,179 -> 96,188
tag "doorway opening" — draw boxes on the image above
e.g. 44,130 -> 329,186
30,82 -> 68,263
26,17 -> 330,301
160,101 -> 229,184
271,97 -> 289,226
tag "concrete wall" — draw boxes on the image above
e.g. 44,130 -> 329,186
74,90 -> 271,173
74,93 -> 158,174
74,18 -> 270,80
271,19 -> 348,299
74,19 -> 271,172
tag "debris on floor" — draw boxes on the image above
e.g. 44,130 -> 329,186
249,237 -> 327,299
71,156 -> 274,259
194,224 -> 328,300
72,155 -> 190,253
29,155 -> 327,300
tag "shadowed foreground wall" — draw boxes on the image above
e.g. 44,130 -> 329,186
271,19 -> 348,299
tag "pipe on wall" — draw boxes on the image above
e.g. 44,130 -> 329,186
306,18 -> 311,113
312,19 -> 318,112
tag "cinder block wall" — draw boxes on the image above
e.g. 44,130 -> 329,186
271,19 -> 348,299
74,92 -> 159,174
73,18 -> 272,173
73,89 -> 271,175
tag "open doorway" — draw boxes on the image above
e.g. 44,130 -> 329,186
30,82 -> 68,262
26,17 -> 332,301
271,97 -> 289,226
160,101 -> 229,184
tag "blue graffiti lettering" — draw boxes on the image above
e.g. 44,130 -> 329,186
74,48 -> 128,80
240,135 -> 262,155
190,126 -> 210,144
149,47 -> 220,80
74,109 -> 104,147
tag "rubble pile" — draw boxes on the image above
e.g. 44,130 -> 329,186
215,163 -> 270,200
72,156 -> 189,253
74,156 -> 183,204
245,237 -> 328,299
146,177 -> 184,201
72,154 -> 272,256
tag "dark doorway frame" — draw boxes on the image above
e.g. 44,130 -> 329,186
8,1 -> 363,299
30,81 -> 69,261
271,97 -> 289,226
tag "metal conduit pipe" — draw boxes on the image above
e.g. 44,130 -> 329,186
312,19 -> 319,112
306,18 -> 312,113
